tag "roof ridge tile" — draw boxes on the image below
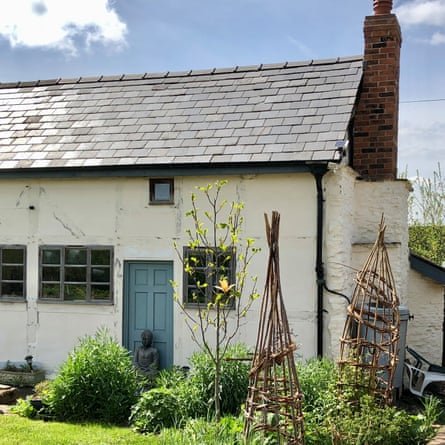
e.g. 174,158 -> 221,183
0,56 -> 363,89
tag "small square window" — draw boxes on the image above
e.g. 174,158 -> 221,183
149,178 -> 174,204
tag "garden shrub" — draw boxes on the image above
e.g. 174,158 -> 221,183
154,366 -> 188,389
10,397 -> 38,419
128,353 -> 440,443
48,328 -> 139,424
296,357 -> 442,445
34,379 -> 52,398
129,344 -> 250,434
188,343 -> 251,417
321,394 -> 441,445
10,380 -> 54,420
296,357 -> 337,417
130,387 -> 184,433
151,366 -> 206,421
154,366 -> 206,420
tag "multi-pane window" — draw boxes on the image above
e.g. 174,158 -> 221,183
39,246 -> 113,303
183,246 -> 235,306
0,246 -> 26,299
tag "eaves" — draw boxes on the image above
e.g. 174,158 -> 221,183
410,252 -> 445,286
0,160 -> 332,180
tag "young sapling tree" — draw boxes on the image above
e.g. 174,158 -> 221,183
171,180 -> 260,421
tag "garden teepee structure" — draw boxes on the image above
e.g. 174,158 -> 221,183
244,211 -> 305,444
338,216 -> 400,406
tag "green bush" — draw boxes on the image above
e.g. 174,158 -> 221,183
129,354 -> 440,443
10,380 -> 54,420
130,387 -> 184,433
10,397 -> 37,419
188,344 -> 251,417
130,366 -> 207,434
154,366 -> 206,420
320,394 -> 441,445
296,358 -> 442,445
129,344 -> 250,434
34,379 -> 52,398
409,225 -> 445,266
296,357 -> 337,411
48,328 -> 140,424
154,366 -> 188,389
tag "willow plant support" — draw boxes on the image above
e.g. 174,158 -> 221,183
338,216 -> 400,406
244,211 -> 305,445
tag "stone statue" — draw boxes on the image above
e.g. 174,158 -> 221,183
134,329 -> 159,377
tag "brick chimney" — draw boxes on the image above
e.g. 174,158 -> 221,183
352,0 -> 401,180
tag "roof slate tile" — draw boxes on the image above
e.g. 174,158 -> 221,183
0,57 -> 363,170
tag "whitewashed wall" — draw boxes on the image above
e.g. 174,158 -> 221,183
323,167 -> 411,358
406,270 -> 444,365
0,173 -> 319,374
323,166 -> 356,359
0,170 -> 415,375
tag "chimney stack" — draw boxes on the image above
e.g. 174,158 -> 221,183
352,0 -> 401,180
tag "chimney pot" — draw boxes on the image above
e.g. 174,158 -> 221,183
373,0 -> 393,14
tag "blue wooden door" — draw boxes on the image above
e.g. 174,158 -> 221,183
123,261 -> 173,370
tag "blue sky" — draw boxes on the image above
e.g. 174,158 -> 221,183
0,0 -> 444,179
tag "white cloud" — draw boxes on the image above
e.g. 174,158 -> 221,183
398,103 -> 445,178
395,0 -> 445,26
0,0 -> 127,55
430,31 -> 445,43
394,1 -> 445,45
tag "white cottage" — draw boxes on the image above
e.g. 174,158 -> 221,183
0,1 -> 422,375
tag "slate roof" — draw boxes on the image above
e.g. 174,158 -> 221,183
0,56 -> 363,173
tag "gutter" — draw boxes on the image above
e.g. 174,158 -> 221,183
0,161 -> 314,180
409,252 -> 445,285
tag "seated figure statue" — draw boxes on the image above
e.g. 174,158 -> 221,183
134,329 -> 159,377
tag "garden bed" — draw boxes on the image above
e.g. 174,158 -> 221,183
0,370 -> 45,387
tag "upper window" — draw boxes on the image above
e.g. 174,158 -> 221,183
182,246 -> 235,306
39,246 -> 113,303
149,178 -> 174,204
0,246 -> 26,300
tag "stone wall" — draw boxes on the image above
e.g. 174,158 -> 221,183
323,165 -> 411,358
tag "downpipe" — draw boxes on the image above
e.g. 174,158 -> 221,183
309,165 -> 328,358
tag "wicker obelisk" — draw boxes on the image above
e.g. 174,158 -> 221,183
244,211 -> 305,444
338,216 -> 400,406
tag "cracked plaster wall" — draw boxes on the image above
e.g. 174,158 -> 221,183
0,174 -> 320,373
0,171 -> 417,373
